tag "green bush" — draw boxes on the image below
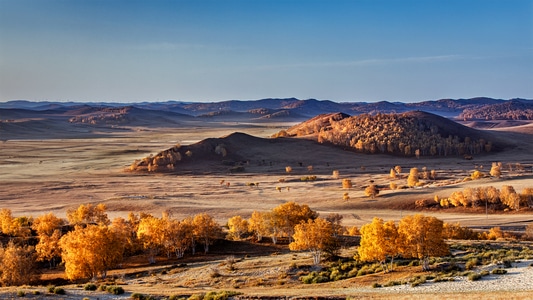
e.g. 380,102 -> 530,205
371,282 -> 382,288
106,285 -> 124,295
468,273 -> 482,281
53,287 -> 65,295
465,258 -> 479,270
203,290 -> 241,300
16,290 -> 25,297
188,294 -> 205,300
492,268 -> 508,275
382,280 -> 401,287
84,283 -> 97,291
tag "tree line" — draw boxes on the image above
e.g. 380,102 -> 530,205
280,113 -> 494,157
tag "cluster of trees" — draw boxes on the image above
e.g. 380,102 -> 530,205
460,100 -> 533,120
0,205 -> 222,284
436,185 -> 533,210
68,107 -> 132,125
358,215 -> 449,271
231,202 -> 319,244
287,113 -> 493,157
130,146 -> 184,172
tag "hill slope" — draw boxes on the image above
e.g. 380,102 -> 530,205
277,111 -> 504,157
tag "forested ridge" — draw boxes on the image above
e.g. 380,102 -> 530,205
276,111 -> 498,157
460,100 -> 533,120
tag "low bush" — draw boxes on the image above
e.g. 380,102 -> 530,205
492,268 -> 508,275
468,273 -> 482,281
16,290 -> 25,297
106,285 -> 124,295
84,283 -> 97,291
465,258 -> 479,270
203,290 -> 241,300
382,280 -> 402,287
371,282 -> 382,288
52,287 -> 65,295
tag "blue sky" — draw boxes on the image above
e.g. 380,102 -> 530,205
0,0 -> 532,103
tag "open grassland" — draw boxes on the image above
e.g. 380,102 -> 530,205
0,121 -> 532,298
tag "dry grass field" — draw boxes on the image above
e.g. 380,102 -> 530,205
1,119 -> 532,299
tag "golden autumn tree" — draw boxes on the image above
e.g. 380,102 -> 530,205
0,208 -> 15,236
110,217 -> 139,257
0,241 -> 38,286
272,201 -> 318,242
66,203 -> 110,226
364,184 -> 379,199
397,214 -> 449,271
32,212 -> 64,268
248,211 -> 271,242
407,167 -> 419,187
0,209 -> 31,238
227,215 -> 249,240
192,213 -> 222,254
358,218 -> 399,272
490,162 -> 502,178
289,218 -> 335,265
59,224 -> 123,280
500,185 -> 520,210
136,216 -> 166,263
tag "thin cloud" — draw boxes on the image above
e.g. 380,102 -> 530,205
252,55 -> 468,71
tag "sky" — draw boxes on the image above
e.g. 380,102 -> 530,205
0,0 -> 532,103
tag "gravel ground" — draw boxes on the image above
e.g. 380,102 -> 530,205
371,259 -> 533,294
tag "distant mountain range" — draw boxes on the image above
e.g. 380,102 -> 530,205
1,98 -> 532,127
0,98 -> 533,120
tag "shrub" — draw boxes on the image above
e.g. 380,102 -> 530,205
52,287 -> 65,295
203,290 -> 241,300
106,285 -> 124,295
32,291 -> 40,295
84,283 -> 97,291
465,258 -> 479,270
468,273 -> 482,281
16,290 -> 25,297
131,293 -> 145,300
383,280 -> 401,287
492,268 -> 508,275
371,282 -> 381,288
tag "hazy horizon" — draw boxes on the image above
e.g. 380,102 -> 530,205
1,0 -> 532,103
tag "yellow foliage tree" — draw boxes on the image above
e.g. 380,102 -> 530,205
248,211 -> 272,242
0,241 -> 38,286
0,209 -> 31,237
407,168 -> 419,187
66,203 -> 110,226
192,213 -> 222,254
397,214 -> 449,271
289,218 -> 335,265
358,218 -> 399,272
110,217 -> 139,257
272,202 -> 318,242
227,215 -> 249,240
59,225 -> 123,280
136,216 -> 166,263
500,185 -> 520,210
364,184 -> 379,199
32,212 -> 64,267
490,163 -> 501,178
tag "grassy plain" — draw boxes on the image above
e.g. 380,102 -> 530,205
0,120 -> 532,298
